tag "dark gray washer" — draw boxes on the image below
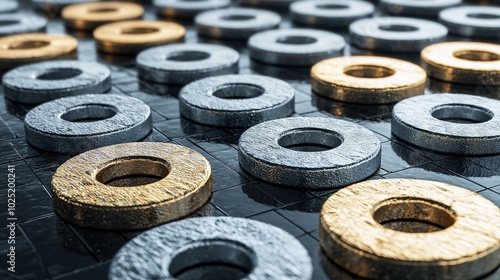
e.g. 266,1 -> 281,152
154,0 -> 231,19
25,94 -> 152,154
239,117 -> 381,188
137,43 -> 239,85
0,1 -> 18,13
290,0 -> 374,28
392,94 -> 500,155
0,14 -> 47,36
109,217 -> 312,280
3,60 -> 111,104
195,8 -> 281,39
180,74 -> 294,127
439,6 -> 500,38
349,17 -> 448,52
248,28 -> 345,66
380,0 -> 460,17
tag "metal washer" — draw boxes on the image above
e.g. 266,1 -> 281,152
248,28 -> 345,66
3,60 -> 111,104
0,0 -> 18,13
180,74 -> 294,127
439,6 -> 500,38
137,43 -> 239,85
290,0 -> 374,28
392,94 -> 500,155
349,17 -> 448,52
154,0 -> 231,19
380,0 -> 460,17
238,117 -> 381,188
0,14 -> 47,37
24,94 -> 152,154
195,8 -> 281,39
109,217 -> 313,280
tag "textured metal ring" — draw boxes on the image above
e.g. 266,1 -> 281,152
195,8 -> 281,39
137,43 -> 239,85
62,2 -> 144,31
180,74 -> 294,127
248,28 -> 345,66
311,56 -> 426,104
94,20 -> 185,54
3,60 -> 111,104
439,6 -> 500,38
380,0 -> 460,17
0,33 -> 78,71
392,94 -> 500,155
320,179 -> 500,280
25,94 -> 152,154
0,0 -> 18,14
421,42 -> 500,86
290,0 -> 374,28
154,0 -> 231,19
109,217 -> 312,279
349,17 -> 447,52
52,142 -> 212,230
0,14 -> 47,37
238,117 -> 381,188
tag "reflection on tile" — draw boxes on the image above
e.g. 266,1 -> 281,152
249,210 -> 305,237
277,197 -> 327,233
212,184 -> 280,217
380,141 -> 432,173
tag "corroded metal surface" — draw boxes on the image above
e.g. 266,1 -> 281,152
311,56 -> 426,104
154,0 -> 231,19
0,13 -> 47,36
320,179 -> 500,280
439,6 -> 500,38
52,142 -> 212,230
109,217 -> 312,279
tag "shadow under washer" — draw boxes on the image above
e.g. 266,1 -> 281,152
24,94 -> 152,154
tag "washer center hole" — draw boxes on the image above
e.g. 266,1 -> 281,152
167,51 -> 211,61
453,50 -> 499,62
431,104 -> 493,124
378,24 -> 419,32
96,157 -> 170,187
61,104 -> 118,123
276,36 -> 317,45
88,7 -> 118,13
467,13 -> 500,19
168,239 -> 255,280
120,27 -> 160,34
344,65 -> 396,78
278,128 -> 343,152
8,40 -> 50,49
37,68 -> 83,80
315,4 -> 349,9
0,20 -> 20,26
373,198 -> 456,233
213,84 -> 265,99
220,14 -> 255,21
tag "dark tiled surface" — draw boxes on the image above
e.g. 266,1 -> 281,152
2,1 -> 500,279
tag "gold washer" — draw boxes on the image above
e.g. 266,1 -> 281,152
94,20 -> 185,54
311,56 -> 426,104
52,142 -> 212,230
0,33 -> 77,71
62,2 -> 144,31
422,42 -> 500,85
320,179 -> 500,280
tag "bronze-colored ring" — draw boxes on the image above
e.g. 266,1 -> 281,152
421,42 -> 500,85
51,142 -> 212,230
93,20 -> 185,54
311,56 -> 426,104
62,2 -> 144,31
0,33 -> 77,71
320,179 -> 500,280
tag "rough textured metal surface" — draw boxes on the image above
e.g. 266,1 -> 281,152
439,6 -> 500,38
320,179 -> 500,280
109,217 -> 313,280
290,0 -> 374,28
52,142 -> 212,230
154,0 -> 231,19
25,94 -> 152,154
0,13 -> 47,37
0,0 -> 18,14
421,42 -> 500,86
349,17 -> 448,52
239,117 -> 381,188
380,0 -> 461,17
311,56 -> 426,104
3,60 -> 111,104
180,74 -> 294,127
137,43 -> 239,85
248,28 -> 345,66
392,94 -> 500,155
0,33 -> 78,71
195,8 -> 281,39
